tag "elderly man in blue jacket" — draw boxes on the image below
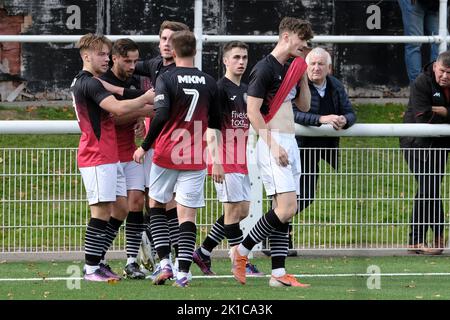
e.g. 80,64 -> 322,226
293,47 -> 356,217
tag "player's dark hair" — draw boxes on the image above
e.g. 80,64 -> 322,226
111,38 -> 139,57
77,33 -> 112,54
223,41 -> 249,55
171,31 -> 196,58
278,17 -> 314,41
159,20 -> 189,36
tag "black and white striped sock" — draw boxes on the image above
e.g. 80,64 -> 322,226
202,214 -> 225,253
144,211 -> 156,254
242,209 -> 283,251
166,208 -> 179,257
101,217 -> 123,259
269,222 -> 289,270
85,218 -> 108,266
178,221 -> 197,273
125,211 -> 144,259
224,222 -> 243,247
150,207 -> 171,260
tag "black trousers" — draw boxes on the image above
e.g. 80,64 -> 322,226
298,148 -> 338,213
403,148 -> 449,245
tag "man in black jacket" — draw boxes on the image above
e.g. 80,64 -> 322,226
293,48 -> 356,219
400,50 -> 450,255
293,47 -> 356,234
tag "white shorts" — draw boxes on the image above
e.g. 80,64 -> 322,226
214,173 -> 251,203
148,163 -> 206,208
120,161 -> 145,192
143,149 -> 154,188
256,132 -> 301,196
79,162 -> 127,205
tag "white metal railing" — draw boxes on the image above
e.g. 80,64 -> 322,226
3,121 -> 450,136
0,35 -> 445,44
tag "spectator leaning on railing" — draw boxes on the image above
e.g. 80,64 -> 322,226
400,50 -> 450,255
293,47 -> 356,218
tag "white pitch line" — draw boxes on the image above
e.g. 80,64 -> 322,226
1,273 -> 450,282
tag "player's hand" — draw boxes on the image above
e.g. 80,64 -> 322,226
143,89 -> 155,104
211,163 -> 225,184
270,142 -> 289,167
133,146 -> 146,164
146,104 -> 156,118
134,119 -> 146,139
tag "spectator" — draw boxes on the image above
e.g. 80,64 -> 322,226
400,50 -> 450,255
398,0 -> 440,83
293,47 -> 356,222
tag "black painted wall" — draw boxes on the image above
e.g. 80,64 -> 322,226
1,0 -> 435,98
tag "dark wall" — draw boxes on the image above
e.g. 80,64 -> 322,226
1,0 -> 432,98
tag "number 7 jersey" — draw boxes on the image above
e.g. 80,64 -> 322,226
152,66 -> 222,170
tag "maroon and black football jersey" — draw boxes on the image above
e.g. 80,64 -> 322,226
152,67 -> 221,170
70,70 -> 118,167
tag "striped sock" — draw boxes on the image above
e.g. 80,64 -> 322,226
125,211 -> 144,258
224,222 -> 243,247
202,215 -> 225,253
178,221 -> 197,273
149,207 -> 170,260
85,218 -> 108,266
101,217 -> 123,259
242,209 -> 283,251
166,208 -> 179,257
269,222 -> 289,270
144,211 -> 156,254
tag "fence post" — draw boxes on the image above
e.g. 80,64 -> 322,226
439,0 -> 448,53
241,132 -> 263,253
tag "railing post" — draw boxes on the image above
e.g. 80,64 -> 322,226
439,0 -> 448,53
194,0 -> 203,70
241,132 -> 263,253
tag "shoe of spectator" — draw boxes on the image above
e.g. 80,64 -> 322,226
99,263 -> 121,281
123,262 -> 146,280
173,276 -> 189,288
193,248 -> 216,275
230,246 -> 247,285
269,274 -> 310,288
420,236 -> 446,255
138,232 -> 157,273
246,262 -> 264,276
152,264 -> 173,285
84,268 -> 114,282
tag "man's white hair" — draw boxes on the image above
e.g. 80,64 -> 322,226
305,47 -> 332,66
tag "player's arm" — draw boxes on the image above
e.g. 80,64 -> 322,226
113,103 -> 155,126
87,78 -> 153,116
293,72 -> 311,112
133,77 -> 170,163
99,91 -> 153,116
96,77 -> 153,101
207,85 -> 224,183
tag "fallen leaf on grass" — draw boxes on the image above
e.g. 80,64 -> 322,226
415,296 -> 423,299
405,283 -> 416,288
347,289 -> 357,293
